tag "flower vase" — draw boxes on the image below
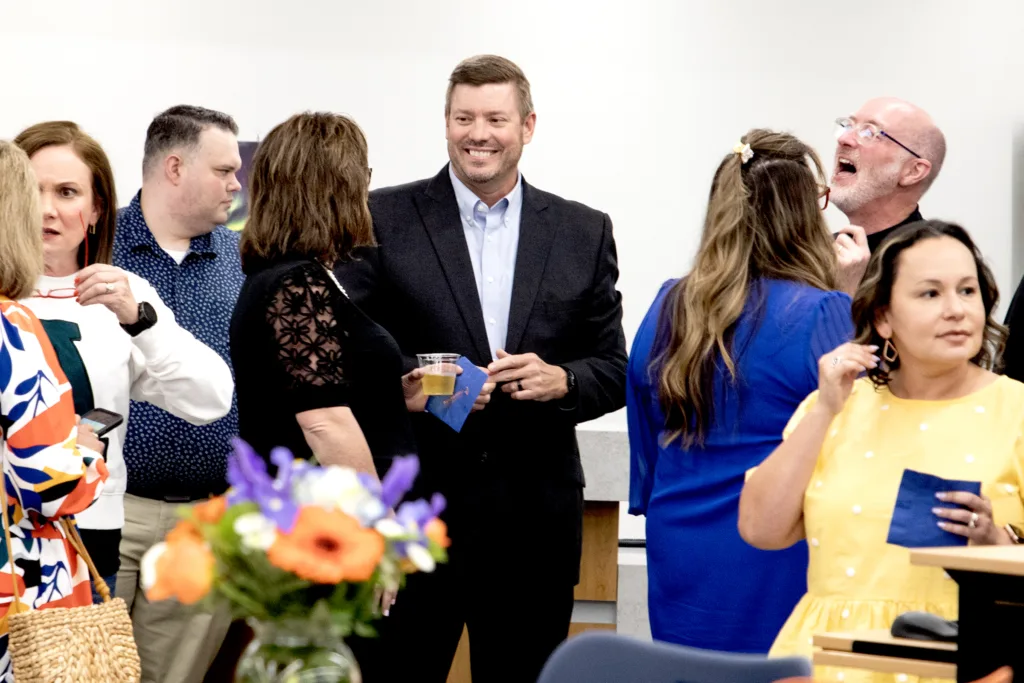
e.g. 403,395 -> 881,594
235,618 -> 361,683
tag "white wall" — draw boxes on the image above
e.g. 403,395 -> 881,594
4,0 -> 1024,540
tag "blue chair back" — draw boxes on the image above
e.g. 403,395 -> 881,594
536,632 -> 813,683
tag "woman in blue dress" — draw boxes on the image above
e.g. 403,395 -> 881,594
627,130 -> 855,653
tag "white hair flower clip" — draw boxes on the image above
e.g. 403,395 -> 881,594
733,142 -> 754,165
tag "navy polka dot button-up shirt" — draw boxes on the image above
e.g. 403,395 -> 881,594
114,191 -> 243,498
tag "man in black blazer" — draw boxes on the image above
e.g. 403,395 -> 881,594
337,55 -> 626,682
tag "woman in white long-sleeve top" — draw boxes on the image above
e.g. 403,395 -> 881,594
14,121 -> 234,601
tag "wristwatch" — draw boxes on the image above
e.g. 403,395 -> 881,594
121,302 -> 158,337
1005,523 -> 1024,545
563,367 -> 578,397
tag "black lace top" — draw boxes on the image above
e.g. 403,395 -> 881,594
230,257 -> 415,475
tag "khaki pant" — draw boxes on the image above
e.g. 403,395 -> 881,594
117,494 -> 232,683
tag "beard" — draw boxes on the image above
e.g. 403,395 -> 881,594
831,159 -> 904,215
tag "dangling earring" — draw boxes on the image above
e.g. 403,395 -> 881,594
882,339 -> 898,363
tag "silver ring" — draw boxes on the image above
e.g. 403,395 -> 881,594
517,380 -> 524,392
105,282 -> 116,293
969,512 -> 979,529
831,356 -> 841,367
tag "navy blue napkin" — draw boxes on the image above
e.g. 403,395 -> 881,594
425,357 -> 488,433
887,468 -> 982,548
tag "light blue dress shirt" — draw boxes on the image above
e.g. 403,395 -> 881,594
449,163 -> 523,360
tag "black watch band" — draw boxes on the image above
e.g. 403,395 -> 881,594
121,302 -> 158,337
564,367 -> 578,396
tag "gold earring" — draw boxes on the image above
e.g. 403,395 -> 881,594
882,339 -> 898,363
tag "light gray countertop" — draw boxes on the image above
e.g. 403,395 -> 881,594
577,429 -> 629,502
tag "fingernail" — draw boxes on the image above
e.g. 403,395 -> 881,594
935,492 -> 948,500
383,608 -> 390,616
937,522 -> 947,529
932,507 -> 943,515
871,355 -> 880,362
868,345 -> 879,351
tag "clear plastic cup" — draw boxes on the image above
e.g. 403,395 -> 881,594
417,353 -> 460,396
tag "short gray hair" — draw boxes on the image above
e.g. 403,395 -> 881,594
142,105 -> 238,177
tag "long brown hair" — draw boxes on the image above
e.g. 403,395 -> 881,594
0,142 -> 44,299
654,129 -> 838,447
14,121 -> 117,268
241,112 -> 375,269
852,220 -> 1005,387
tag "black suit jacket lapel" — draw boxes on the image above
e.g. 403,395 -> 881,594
416,167 -> 492,362
505,181 -> 555,354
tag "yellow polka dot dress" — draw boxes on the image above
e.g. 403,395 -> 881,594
769,376 -> 1024,683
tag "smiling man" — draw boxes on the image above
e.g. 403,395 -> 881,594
338,55 -> 627,682
832,97 -> 946,253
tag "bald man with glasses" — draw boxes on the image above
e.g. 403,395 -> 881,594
827,97 -> 947,293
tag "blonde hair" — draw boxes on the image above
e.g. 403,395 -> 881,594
0,141 -> 43,299
654,129 -> 838,447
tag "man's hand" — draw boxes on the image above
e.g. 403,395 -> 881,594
473,372 -> 497,412
487,349 -> 567,402
402,365 -> 496,413
835,225 -> 871,296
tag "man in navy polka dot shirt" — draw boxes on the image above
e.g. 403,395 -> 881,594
113,105 -> 244,683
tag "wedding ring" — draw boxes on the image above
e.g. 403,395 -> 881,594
831,356 -> 841,368
517,380 -> 524,392
969,512 -> 979,529
105,282 -> 116,293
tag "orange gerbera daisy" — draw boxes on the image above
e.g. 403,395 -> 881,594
146,536 -> 215,605
192,496 -> 227,524
267,506 -> 384,584
424,518 -> 451,549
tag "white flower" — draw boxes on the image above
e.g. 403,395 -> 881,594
294,467 -> 385,525
140,542 -> 167,592
732,141 -> 754,164
233,513 -> 277,550
406,543 -> 436,573
375,518 -> 408,539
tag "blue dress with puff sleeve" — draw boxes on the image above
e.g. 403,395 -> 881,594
627,278 -> 853,653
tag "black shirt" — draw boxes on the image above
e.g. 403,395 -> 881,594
230,256 -> 415,475
866,206 -> 924,253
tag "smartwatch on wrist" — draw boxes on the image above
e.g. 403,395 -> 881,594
121,302 -> 158,337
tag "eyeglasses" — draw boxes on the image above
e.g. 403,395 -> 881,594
819,186 -> 831,211
33,288 -> 77,299
834,117 -> 922,159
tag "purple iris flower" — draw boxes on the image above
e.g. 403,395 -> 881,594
226,438 -> 300,533
379,455 -> 419,509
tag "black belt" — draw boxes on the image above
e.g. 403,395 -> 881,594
129,489 -> 222,503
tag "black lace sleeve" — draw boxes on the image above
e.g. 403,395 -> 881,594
265,264 -> 351,412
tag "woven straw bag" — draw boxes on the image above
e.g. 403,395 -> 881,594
0,479 -> 141,682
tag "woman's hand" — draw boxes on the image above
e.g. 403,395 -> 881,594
401,365 -> 463,413
76,264 -> 139,325
815,343 -> 879,416
934,491 -> 1012,545
76,419 -> 105,456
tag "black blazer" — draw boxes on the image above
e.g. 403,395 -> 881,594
337,166 -> 626,577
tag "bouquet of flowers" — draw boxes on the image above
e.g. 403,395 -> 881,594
140,438 -> 449,682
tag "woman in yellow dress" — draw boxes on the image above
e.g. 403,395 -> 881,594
739,220 -> 1023,683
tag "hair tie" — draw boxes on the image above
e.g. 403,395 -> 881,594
732,142 -> 754,165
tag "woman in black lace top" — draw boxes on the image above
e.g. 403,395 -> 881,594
230,112 -> 415,478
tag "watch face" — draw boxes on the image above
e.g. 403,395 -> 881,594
140,301 -> 157,323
